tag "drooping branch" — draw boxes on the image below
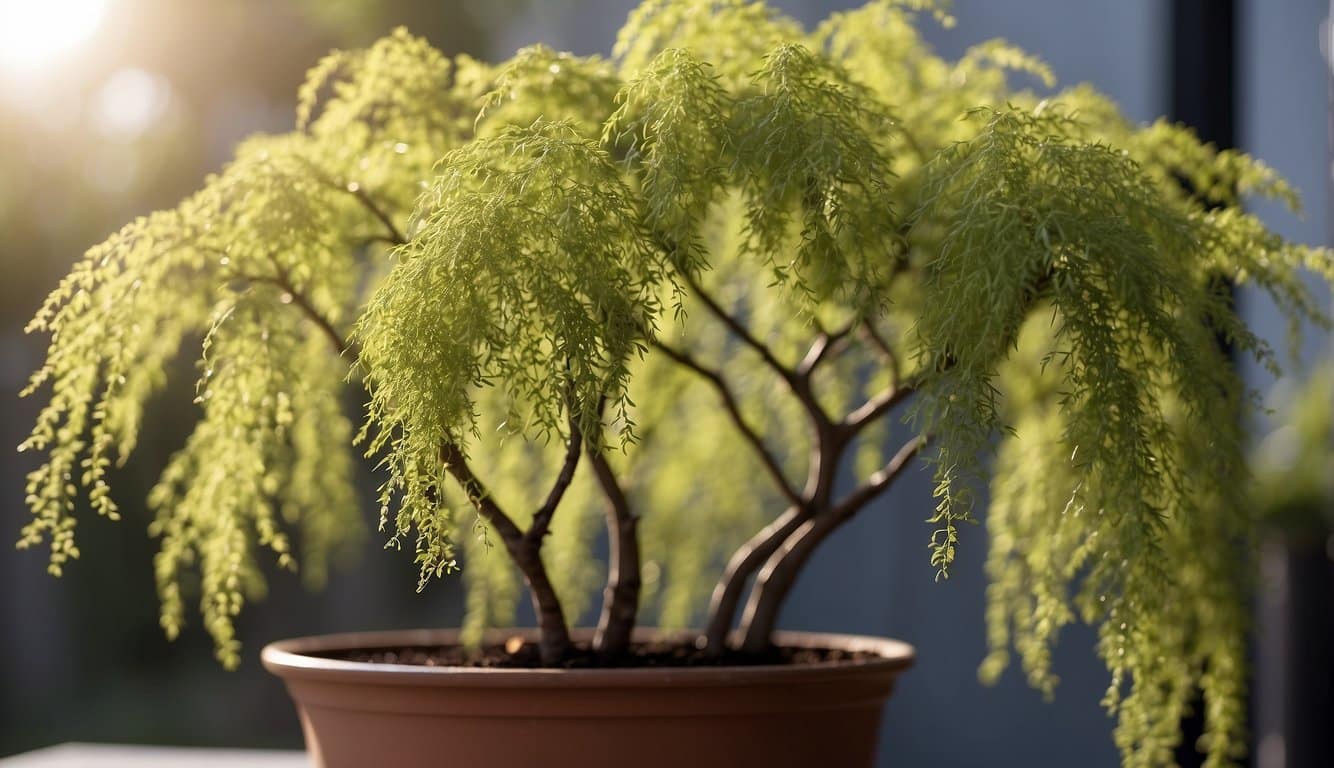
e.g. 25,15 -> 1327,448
285,289 -> 350,357
229,268 -> 350,358
588,442 -> 641,656
297,157 -> 410,247
360,233 -> 406,248
737,435 -> 928,652
651,339 -> 803,508
439,440 -> 571,663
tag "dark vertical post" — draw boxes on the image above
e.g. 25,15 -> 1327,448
1169,3 -> 1235,767
1170,0 -> 1235,147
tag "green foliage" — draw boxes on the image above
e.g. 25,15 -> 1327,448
730,44 -> 900,310
16,29 -> 477,665
913,107 -> 1245,573
604,47 -> 730,275
614,0 -> 801,84
18,1 -> 1334,764
982,316 -> 1253,767
912,105 -> 1325,763
356,118 -> 664,586
481,46 -> 620,135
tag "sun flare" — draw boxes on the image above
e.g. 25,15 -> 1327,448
0,0 -> 110,72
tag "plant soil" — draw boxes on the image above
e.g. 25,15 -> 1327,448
318,638 -> 877,670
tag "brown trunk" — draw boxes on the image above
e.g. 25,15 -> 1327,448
589,447 -> 640,655
440,439 -> 575,665
705,406 -> 845,654
510,542 -> 572,665
737,513 -> 840,653
738,437 -> 927,652
701,505 -> 807,653
594,510 -> 640,655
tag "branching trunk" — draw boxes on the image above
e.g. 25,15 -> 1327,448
737,436 -> 928,652
510,541 -> 574,664
701,504 -> 807,653
736,515 -> 831,653
588,446 -> 641,655
440,439 -> 574,665
664,273 -> 926,657
702,393 -> 845,653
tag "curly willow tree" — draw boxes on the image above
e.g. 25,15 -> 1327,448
18,1 -> 1334,765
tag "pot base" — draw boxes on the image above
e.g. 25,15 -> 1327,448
262,628 -> 914,768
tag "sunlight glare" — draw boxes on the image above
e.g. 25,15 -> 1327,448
94,68 -> 170,136
0,0 -> 110,72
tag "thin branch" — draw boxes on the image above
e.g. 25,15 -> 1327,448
796,321 -> 855,377
295,154 -> 409,247
651,339 -> 803,508
267,256 -> 352,354
681,270 -> 798,390
840,379 -> 918,435
896,124 -> 932,166
230,270 -> 350,357
587,445 -> 632,538
347,186 -> 408,247
831,434 -> 930,519
859,320 -> 900,387
360,233 -> 405,248
288,289 -> 350,357
525,411 -> 583,544
438,441 -> 525,547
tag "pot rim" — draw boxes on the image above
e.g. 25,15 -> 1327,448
261,627 -> 914,689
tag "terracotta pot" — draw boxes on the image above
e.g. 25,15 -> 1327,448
262,628 -> 914,768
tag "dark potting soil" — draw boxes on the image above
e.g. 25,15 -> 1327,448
317,637 -> 877,670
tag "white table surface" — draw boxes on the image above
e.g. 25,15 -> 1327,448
0,744 -> 308,767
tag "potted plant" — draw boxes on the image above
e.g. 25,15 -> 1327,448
17,1 -> 1332,765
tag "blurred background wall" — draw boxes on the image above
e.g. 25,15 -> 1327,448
1,2 -> 1328,767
